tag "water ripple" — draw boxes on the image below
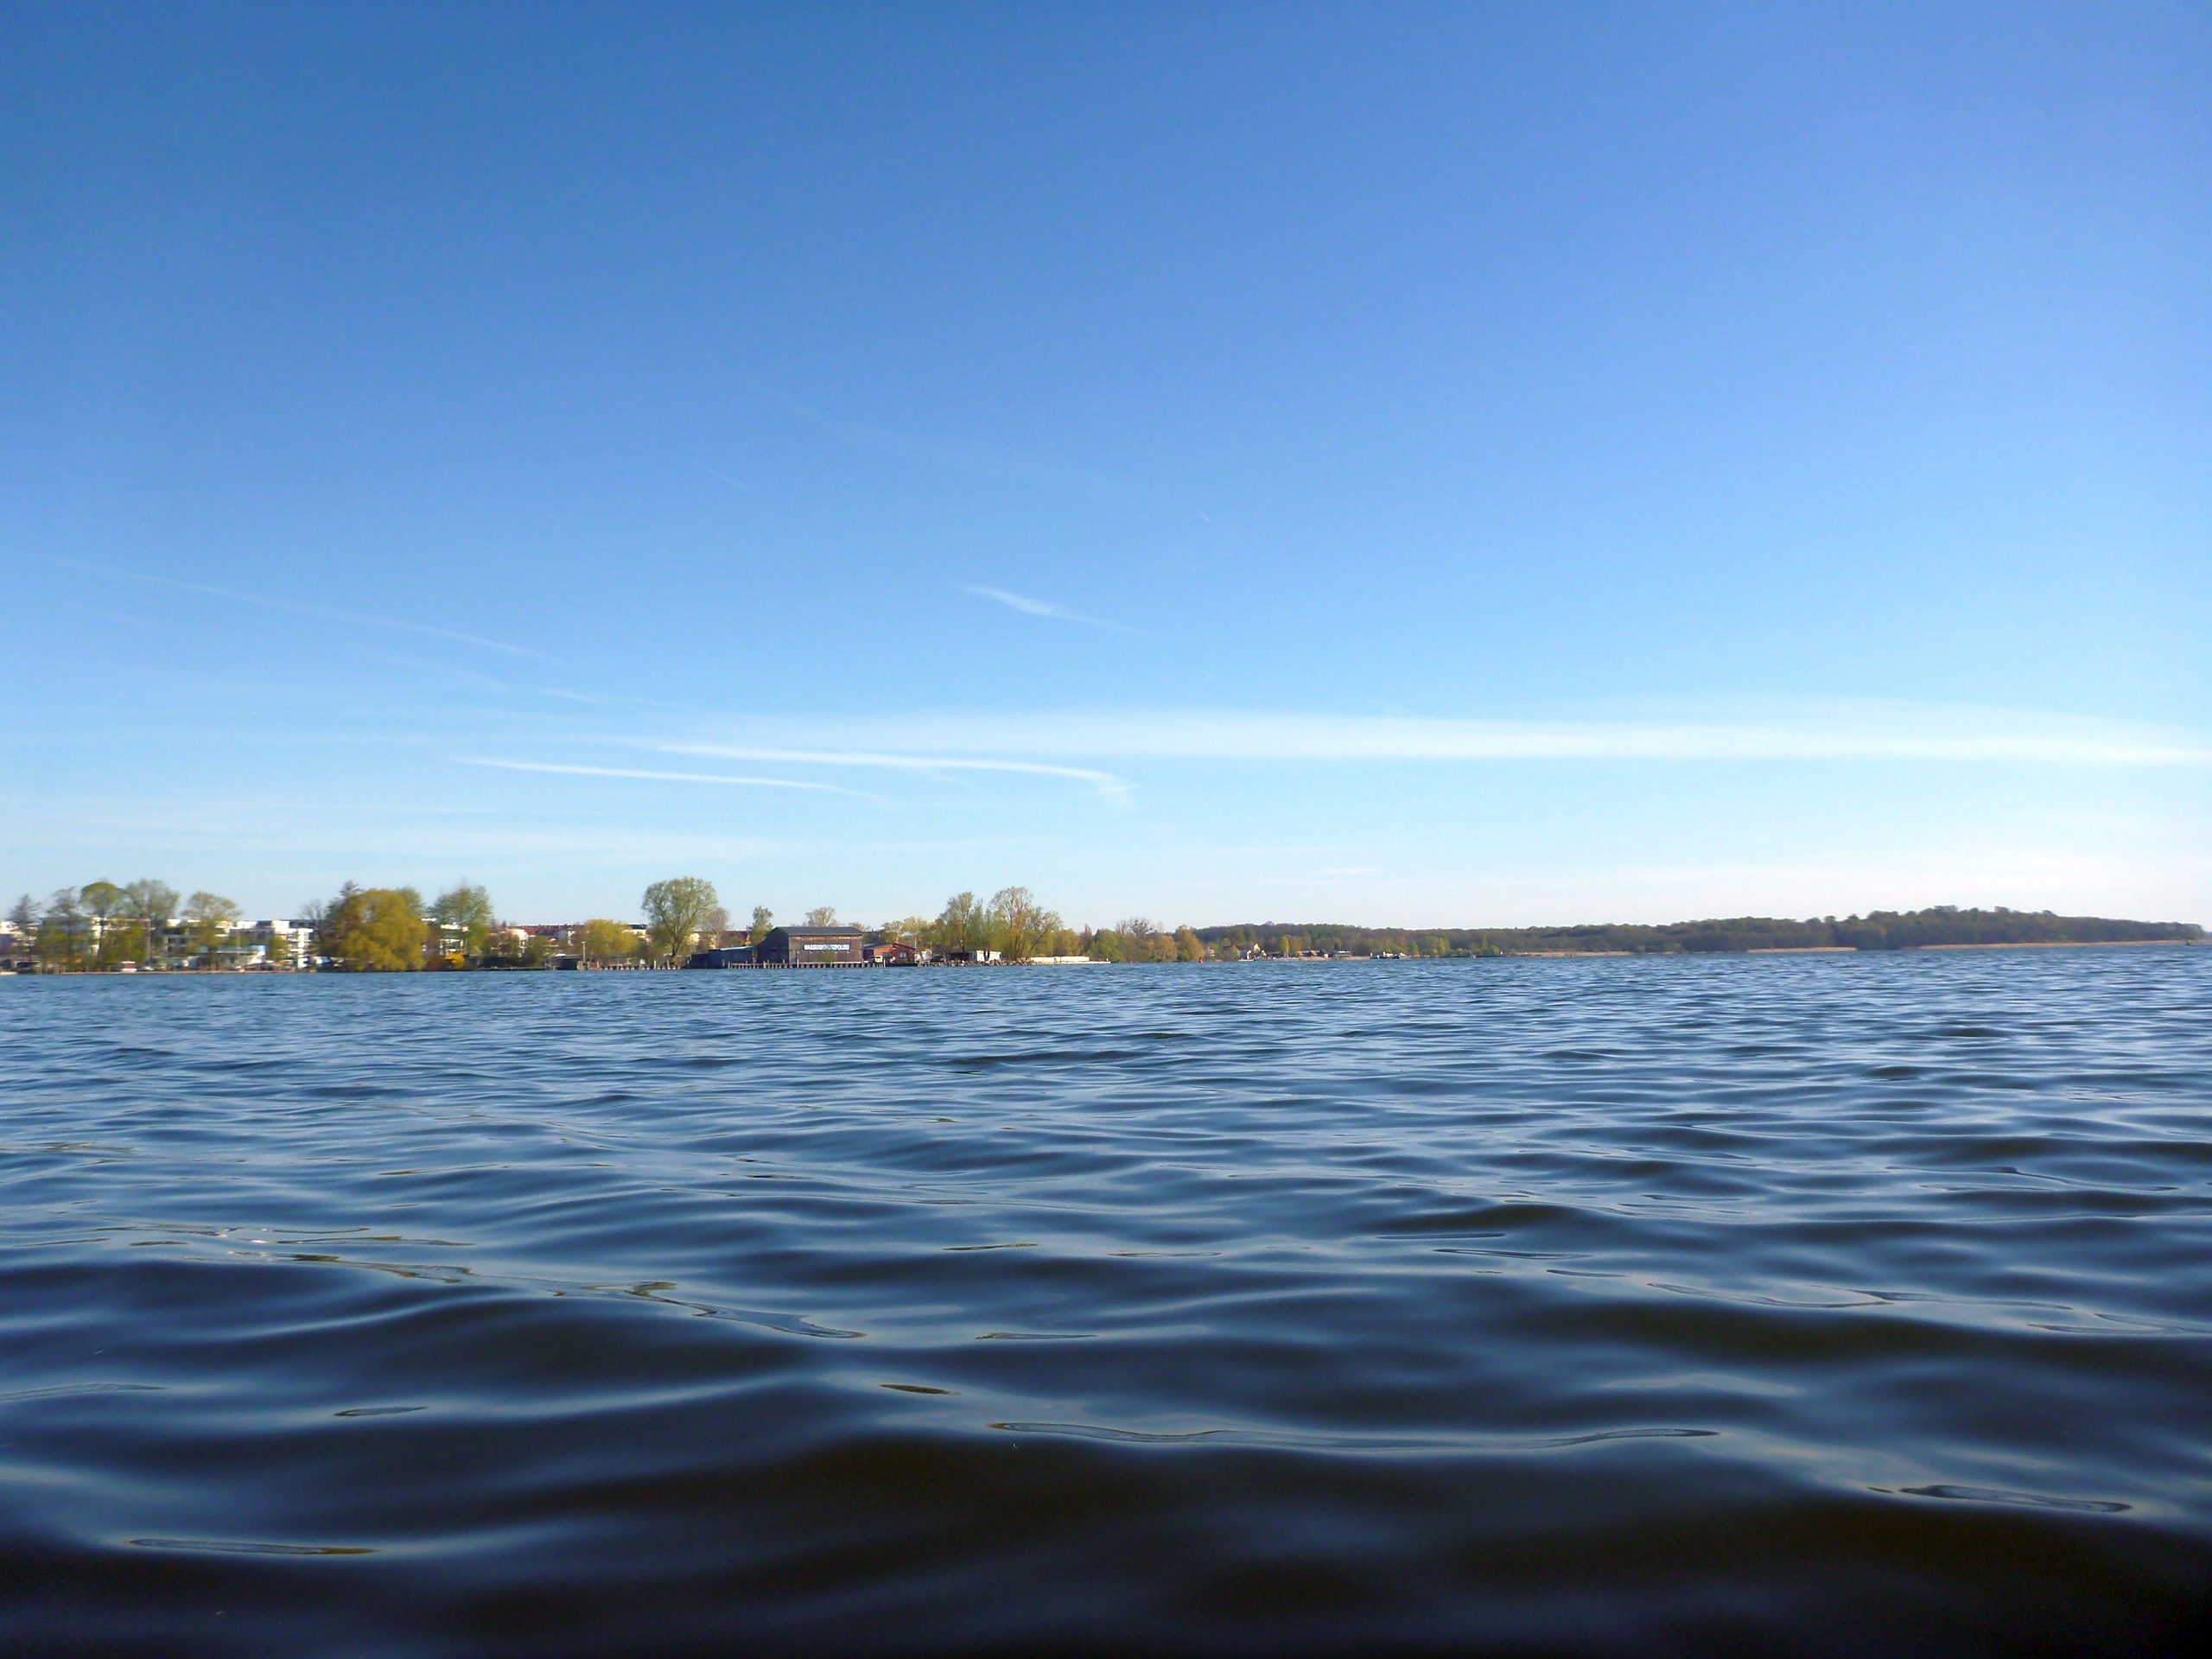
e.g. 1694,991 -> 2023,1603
2,950 -> 2209,1654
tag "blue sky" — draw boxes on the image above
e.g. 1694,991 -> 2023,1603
5,2 -> 2207,927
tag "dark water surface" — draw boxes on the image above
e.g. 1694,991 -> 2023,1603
3,951 -> 2209,1656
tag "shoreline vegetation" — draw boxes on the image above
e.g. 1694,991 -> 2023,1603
1,878 -> 2201,974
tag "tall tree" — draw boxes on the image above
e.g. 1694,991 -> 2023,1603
750,906 -> 774,943
79,880 -> 124,963
182,893 -> 242,968
119,879 -> 180,967
804,906 -> 838,927
1173,925 -> 1207,962
986,887 -> 1060,962
641,877 -> 719,963
1117,917 -> 1160,959
41,887 -> 86,970
310,882 -> 362,962
7,893 -> 40,964
430,882 -> 496,955
578,918 -> 639,964
321,888 -> 429,971
932,892 -> 985,954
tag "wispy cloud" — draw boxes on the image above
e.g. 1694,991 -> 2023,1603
764,386 -> 1126,497
454,758 -> 891,801
655,742 -> 1133,804
49,556 -> 546,659
703,706 -> 2212,767
609,703 -> 2212,812
964,586 -> 1144,636
1,791 -> 794,867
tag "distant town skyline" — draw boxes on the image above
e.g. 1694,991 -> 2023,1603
8,3 -> 2207,924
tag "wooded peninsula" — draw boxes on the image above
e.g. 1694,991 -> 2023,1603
1197,908 -> 2205,959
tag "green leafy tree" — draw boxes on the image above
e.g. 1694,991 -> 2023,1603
321,888 -> 429,971
877,915 -> 932,946
750,906 -> 774,944
311,882 -> 359,963
430,882 -> 496,956
119,880 -> 180,966
804,906 -> 838,927
578,918 -> 640,963
182,892 -> 243,968
642,876 -> 719,963
932,892 -> 987,954
1087,928 -> 1126,963
1173,925 -> 1207,963
9,893 -> 41,967
1116,918 -> 1160,960
79,880 -> 128,965
41,887 -> 87,970
984,887 -> 1061,962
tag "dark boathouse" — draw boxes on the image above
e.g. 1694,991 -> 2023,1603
686,944 -> 755,969
755,925 -> 868,966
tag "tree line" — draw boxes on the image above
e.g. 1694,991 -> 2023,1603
7,882 -> 2198,973
5,880 -> 238,970
313,879 -> 1090,969
310,881 -> 504,970
1193,906 -> 2204,957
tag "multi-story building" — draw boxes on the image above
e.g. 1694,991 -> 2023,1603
250,920 -> 319,969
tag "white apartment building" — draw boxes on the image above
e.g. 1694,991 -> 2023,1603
252,920 -> 320,969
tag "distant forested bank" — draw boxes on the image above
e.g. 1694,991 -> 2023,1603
1198,907 -> 2204,959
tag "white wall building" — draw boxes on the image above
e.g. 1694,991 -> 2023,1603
251,920 -> 319,969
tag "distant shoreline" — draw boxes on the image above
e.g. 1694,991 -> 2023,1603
6,906 -> 2201,979
1474,938 -> 2198,960
1913,938 -> 2199,950
14,936 -> 2202,979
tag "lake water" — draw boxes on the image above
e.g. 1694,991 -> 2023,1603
3,950 -> 2209,1656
